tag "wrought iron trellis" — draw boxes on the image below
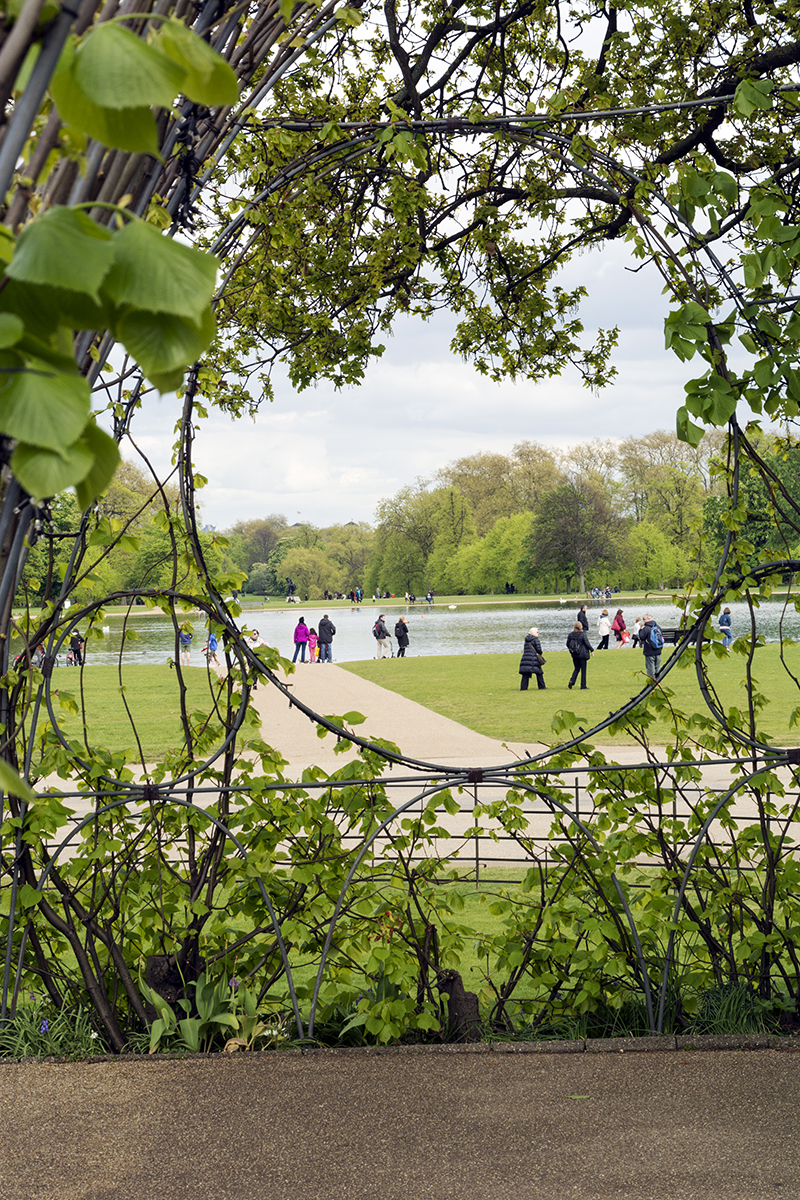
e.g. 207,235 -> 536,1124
0,0 -> 800,1045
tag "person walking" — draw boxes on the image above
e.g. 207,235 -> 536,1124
611,608 -> 626,646
179,625 -> 192,665
577,604 -> 589,630
318,614 -> 336,662
69,629 -> 84,666
596,609 -> 611,650
519,627 -> 546,690
292,617 -> 309,663
632,616 -> 644,647
640,613 -> 664,679
394,616 -> 410,657
206,631 -> 220,667
719,606 -> 733,649
373,614 -> 391,658
566,621 -> 593,689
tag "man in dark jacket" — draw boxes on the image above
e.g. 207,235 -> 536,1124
374,614 -> 390,658
394,617 -> 410,657
640,613 -> 662,679
318,614 -> 336,662
566,622 -> 593,689
577,604 -> 589,630
519,627 -> 545,690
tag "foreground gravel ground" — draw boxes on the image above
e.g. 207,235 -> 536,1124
1,1047 -> 797,1199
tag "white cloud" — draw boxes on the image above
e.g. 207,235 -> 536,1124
124,240 -> 726,529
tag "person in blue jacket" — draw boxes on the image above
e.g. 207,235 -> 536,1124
719,607 -> 733,649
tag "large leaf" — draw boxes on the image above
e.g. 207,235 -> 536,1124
11,437 -> 94,499
0,760 -> 36,804
50,42 -> 159,155
105,221 -> 218,320
0,361 -> 90,452
155,21 -> 239,107
74,421 -> 121,510
116,305 -> 215,380
0,279 -> 108,336
74,23 -> 185,110
0,314 -> 23,348
7,207 -> 113,300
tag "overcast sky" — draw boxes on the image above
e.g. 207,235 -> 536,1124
129,239 -> 706,531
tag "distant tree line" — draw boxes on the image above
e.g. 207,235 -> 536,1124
21,431 -> 797,608
365,429 -> 800,596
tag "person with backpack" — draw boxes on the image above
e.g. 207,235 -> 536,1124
641,613 -> 664,679
69,629 -> 84,666
373,614 -> 391,657
566,622 -> 593,689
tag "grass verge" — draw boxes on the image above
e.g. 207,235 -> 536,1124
51,664 -> 228,760
341,641 -> 800,746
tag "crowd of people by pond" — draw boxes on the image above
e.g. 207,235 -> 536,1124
519,604 -> 669,692
280,593 -> 735,681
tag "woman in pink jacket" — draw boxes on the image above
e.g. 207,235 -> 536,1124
292,617 -> 309,663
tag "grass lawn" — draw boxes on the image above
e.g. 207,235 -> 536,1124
342,642 -> 800,746
51,665 -> 230,760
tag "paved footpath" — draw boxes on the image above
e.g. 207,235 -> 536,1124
1,1047 -> 797,1199
249,663 -> 766,792
249,662 -> 536,774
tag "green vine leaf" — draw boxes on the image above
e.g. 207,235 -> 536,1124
7,207 -> 113,300
0,361 -> 90,451
74,421 -> 122,510
0,760 -> 36,804
0,313 -> 23,348
154,20 -> 239,106
115,305 -> 216,388
50,42 -> 160,155
103,220 -> 219,321
74,23 -> 186,109
11,436 -> 94,499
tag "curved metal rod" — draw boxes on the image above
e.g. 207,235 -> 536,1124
39,589 -> 253,791
307,773 -> 656,1037
25,792 -> 304,1040
655,758 -> 785,1033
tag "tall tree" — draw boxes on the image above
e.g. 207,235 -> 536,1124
507,442 -> 565,514
227,516 -> 288,571
527,479 -> 623,593
436,451 -> 516,536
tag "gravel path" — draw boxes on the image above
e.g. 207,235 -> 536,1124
1,1047 -> 797,1199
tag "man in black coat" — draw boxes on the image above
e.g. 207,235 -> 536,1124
519,627 -> 545,690
566,622 -> 593,689
318,614 -> 336,662
577,604 -> 589,630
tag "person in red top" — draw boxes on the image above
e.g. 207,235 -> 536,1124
611,609 -> 626,647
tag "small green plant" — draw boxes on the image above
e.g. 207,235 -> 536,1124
0,996 -> 102,1059
141,973 -> 288,1054
688,983 -> 773,1036
224,984 -> 289,1053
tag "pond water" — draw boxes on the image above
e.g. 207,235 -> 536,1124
32,596 -> 800,667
